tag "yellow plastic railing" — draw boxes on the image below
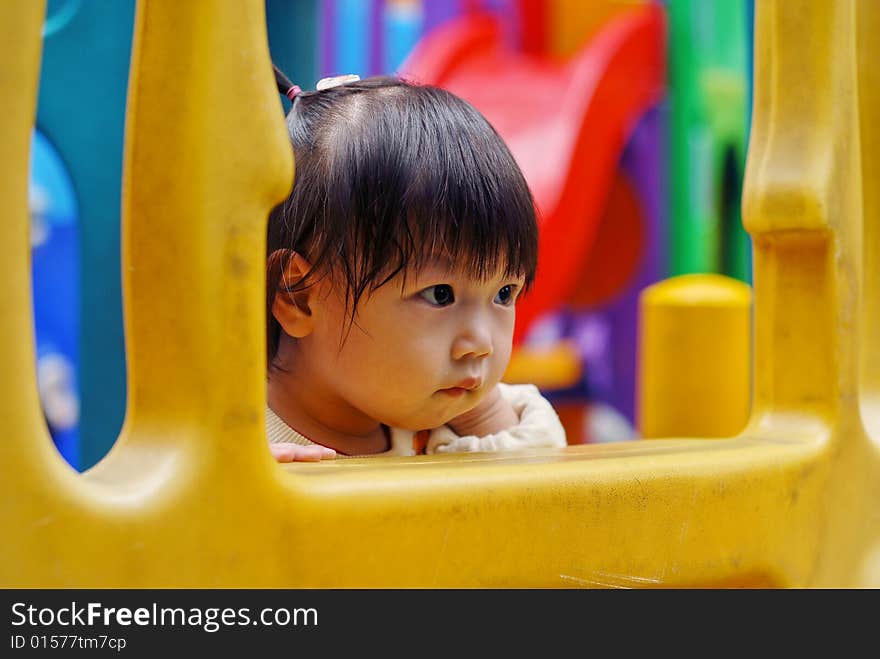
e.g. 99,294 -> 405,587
1,0 -> 878,587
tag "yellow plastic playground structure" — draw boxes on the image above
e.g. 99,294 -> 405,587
1,0 -> 878,587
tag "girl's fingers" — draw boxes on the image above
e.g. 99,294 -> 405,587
269,444 -> 337,462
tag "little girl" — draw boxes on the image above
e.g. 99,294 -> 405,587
266,67 -> 566,461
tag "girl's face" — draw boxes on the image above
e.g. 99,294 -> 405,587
300,258 -> 524,431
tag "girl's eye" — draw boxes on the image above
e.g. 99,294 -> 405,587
494,285 -> 517,306
419,284 -> 456,307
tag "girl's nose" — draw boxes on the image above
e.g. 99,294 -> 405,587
451,323 -> 493,361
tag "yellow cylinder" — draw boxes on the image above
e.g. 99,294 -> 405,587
637,274 -> 752,438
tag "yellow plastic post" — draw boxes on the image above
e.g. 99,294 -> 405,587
1,0 -> 878,588
638,274 -> 752,438
0,0 -> 65,517
860,1 -> 880,444
741,0 -> 879,585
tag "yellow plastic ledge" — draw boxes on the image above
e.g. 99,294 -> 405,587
1,0 -> 878,587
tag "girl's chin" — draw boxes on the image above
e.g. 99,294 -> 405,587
381,386 -> 491,429
383,405 -> 471,433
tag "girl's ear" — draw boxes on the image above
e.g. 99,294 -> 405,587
270,250 -> 316,338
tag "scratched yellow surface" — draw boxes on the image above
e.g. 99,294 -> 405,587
1,0 -> 878,587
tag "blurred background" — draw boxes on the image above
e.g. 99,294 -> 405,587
30,0 -> 753,470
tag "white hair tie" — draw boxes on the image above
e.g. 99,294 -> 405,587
315,74 -> 361,91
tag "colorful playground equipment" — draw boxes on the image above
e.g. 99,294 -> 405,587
319,0 -> 508,78
2,0 -> 879,588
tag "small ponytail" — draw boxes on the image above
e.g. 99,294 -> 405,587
273,64 -> 301,101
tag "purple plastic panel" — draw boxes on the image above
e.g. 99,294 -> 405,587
423,0 -> 462,32
370,0 -> 384,75
320,0 -> 336,77
573,103 -> 668,426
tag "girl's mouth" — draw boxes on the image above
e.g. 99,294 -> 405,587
438,387 -> 469,397
438,378 -> 481,396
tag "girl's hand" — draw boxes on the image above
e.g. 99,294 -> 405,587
446,384 -> 519,437
269,443 -> 336,462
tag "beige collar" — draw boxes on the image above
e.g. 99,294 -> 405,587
265,406 -> 418,457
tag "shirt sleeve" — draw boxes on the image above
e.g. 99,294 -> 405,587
425,383 -> 567,454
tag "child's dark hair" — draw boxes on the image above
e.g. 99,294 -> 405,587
267,67 -> 538,366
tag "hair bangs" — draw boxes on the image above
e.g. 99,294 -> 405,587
330,83 -> 538,296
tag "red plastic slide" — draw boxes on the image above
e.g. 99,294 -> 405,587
399,4 -> 665,343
